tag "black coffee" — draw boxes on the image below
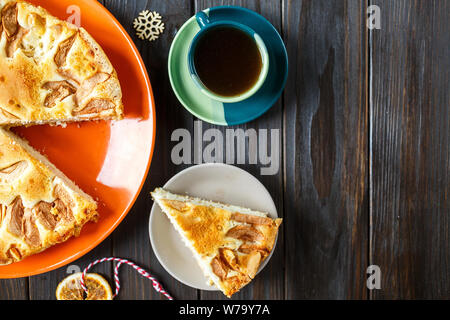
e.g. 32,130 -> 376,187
193,26 -> 262,97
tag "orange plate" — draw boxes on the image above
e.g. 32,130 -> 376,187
0,0 -> 156,278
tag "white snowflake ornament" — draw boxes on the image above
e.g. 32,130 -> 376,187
133,10 -> 165,42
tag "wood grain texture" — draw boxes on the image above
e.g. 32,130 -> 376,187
194,0 -> 285,300
0,279 -> 28,300
282,0 -> 369,299
370,0 -> 450,299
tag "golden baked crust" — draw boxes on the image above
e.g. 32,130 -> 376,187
0,128 -> 98,265
151,188 -> 282,298
0,0 -> 123,126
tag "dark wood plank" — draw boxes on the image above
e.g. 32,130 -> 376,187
102,0 -> 198,300
194,0 -> 285,300
370,0 -> 450,299
0,279 -> 28,300
283,0 -> 369,299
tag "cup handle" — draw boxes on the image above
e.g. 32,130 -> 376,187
196,11 -> 210,28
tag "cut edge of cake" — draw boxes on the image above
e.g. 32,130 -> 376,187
151,187 -> 282,297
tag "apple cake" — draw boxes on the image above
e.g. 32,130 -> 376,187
151,188 -> 282,298
0,0 -> 123,126
0,128 -> 98,265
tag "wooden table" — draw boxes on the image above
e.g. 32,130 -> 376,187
1,0 -> 448,300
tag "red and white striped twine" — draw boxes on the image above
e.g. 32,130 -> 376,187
80,257 -> 173,300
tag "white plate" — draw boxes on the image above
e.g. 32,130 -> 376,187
149,163 -> 278,291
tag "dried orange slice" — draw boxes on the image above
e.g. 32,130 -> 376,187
56,272 -> 113,300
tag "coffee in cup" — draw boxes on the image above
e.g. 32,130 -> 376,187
188,12 -> 269,103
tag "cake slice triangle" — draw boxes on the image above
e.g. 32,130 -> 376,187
0,0 -> 123,126
0,128 -> 98,265
151,188 -> 282,298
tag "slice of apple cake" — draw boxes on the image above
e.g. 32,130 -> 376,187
0,128 -> 98,265
151,188 -> 282,297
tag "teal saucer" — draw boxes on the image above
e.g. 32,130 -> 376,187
168,6 -> 288,126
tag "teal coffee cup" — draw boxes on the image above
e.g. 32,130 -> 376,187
187,11 -> 270,103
